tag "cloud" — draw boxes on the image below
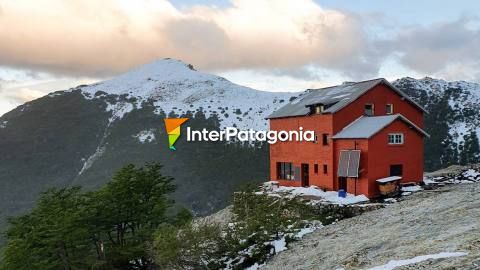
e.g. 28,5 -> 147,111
0,0 -> 383,78
1,87 -> 45,104
389,17 -> 480,81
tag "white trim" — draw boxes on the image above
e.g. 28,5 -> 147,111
386,103 -> 394,114
388,133 -> 404,144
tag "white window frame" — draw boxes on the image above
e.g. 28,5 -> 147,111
388,133 -> 404,145
364,103 -> 374,116
386,104 -> 393,114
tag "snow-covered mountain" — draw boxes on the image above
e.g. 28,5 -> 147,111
0,59 -> 296,238
394,77 -> 480,141
76,58 -> 293,130
393,77 -> 480,170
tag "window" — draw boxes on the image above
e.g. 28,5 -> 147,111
322,133 -> 329,145
323,164 -> 328,174
277,162 -> 294,180
364,103 -> 374,116
390,164 -> 403,176
314,164 -> 319,174
310,105 -> 324,114
388,133 -> 404,144
386,104 -> 393,114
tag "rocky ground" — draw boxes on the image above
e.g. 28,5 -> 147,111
262,183 -> 480,270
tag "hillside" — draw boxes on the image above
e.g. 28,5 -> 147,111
263,182 -> 480,270
0,59 -> 293,232
393,77 -> 480,170
0,59 -> 480,240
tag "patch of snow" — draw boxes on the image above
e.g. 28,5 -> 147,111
295,227 -> 315,238
383,198 -> 397,203
401,192 -> 412,196
366,251 -> 468,270
133,129 -> 156,143
462,169 -> 480,178
105,102 -> 134,123
0,120 -> 7,128
246,263 -> 265,270
271,237 -> 287,253
273,186 -> 369,205
376,176 -> 402,183
423,177 -> 438,185
449,122 -> 469,146
78,146 -> 105,175
401,185 -> 422,192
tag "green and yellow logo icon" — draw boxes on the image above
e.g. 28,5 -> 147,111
164,118 -> 189,150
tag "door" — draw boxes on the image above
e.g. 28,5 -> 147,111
301,164 -> 309,187
390,164 -> 403,176
338,177 -> 347,192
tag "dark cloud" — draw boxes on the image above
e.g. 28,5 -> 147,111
389,17 -> 480,80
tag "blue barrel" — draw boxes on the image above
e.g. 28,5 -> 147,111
338,189 -> 347,198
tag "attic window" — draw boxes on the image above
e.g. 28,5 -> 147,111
364,104 -> 374,116
315,105 -> 324,114
386,104 -> 393,114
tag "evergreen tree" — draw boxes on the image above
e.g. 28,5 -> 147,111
1,163 -> 189,270
81,163 -> 183,269
1,187 -> 93,270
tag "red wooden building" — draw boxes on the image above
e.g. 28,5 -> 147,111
267,78 -> 429,198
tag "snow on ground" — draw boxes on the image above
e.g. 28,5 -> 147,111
294,227 -> 316,238
263,183 -> 480,270
80,59 -> 294,130
245,263 -> 265,270
133,129 -> 156,143
424,167 -> 480,184
463,168 -> 480,178
366,252 -> 468,270
271,185 -> 369,205
400,185 -> 422,192
271,237 -> 287,253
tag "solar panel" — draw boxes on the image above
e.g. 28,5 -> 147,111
338,151 -> 349,177
337,150 -> 361,177
347,150 -> 361,177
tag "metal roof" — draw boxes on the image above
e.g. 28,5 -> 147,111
332,114 -> 430,139
266,78 -> 427,119
338,150 -> 361,178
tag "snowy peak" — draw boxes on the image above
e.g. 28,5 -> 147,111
78,58 -> 294,130
82,58 -> 219,97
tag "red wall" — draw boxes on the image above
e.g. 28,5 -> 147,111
268,82 -> 425,197
333,139 -> 369,195
333,83 -> 424,133
366,120 -> 424,197
269,114 -> 334,189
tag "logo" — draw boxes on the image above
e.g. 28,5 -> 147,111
164,118 -> 189,150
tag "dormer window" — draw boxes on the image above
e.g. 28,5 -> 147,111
386,104 -> 393,114
315,105 -> 324,114
364,103 -> 374,116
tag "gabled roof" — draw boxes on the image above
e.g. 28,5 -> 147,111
332,114 -> 430,139
266,78 -> 427,119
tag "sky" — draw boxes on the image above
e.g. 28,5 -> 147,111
1,0 -> 480,114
